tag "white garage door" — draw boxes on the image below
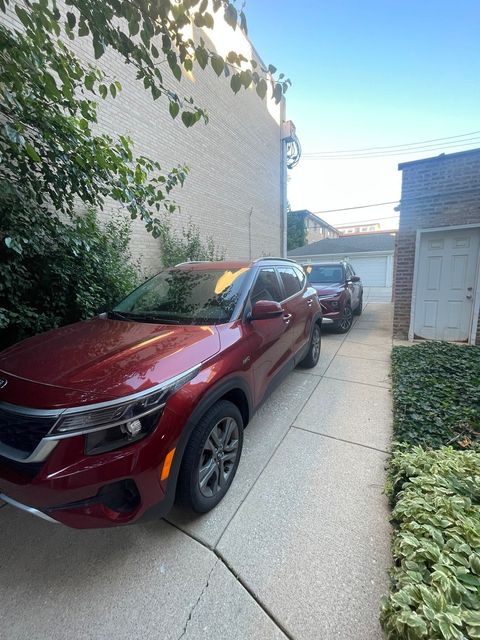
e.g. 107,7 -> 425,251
349,256 -> 389,287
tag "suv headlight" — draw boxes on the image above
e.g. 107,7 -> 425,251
51,365 -> 200,455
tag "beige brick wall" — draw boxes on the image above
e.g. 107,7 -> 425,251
2,4 -> 284,274
393,149 -> 480,343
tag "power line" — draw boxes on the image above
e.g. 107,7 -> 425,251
303,139 -> 480,160
303,130 -> 480,156
305,185 -> 480,218
312,201 -> 399,214
329,215 -> 400,226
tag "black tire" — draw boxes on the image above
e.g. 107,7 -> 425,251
177,400 -> 243,513
353,293 -> 363,316
298,322 -> 322,368
332,303 -> 353,333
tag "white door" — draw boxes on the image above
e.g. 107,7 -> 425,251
414,228 -> 480,341
349,256 -> 388,287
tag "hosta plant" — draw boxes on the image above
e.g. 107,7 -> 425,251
381,446 -> 480,640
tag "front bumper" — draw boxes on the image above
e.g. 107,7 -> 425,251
0,407 -> 182,528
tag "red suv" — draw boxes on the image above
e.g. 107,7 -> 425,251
303,261 -> 363,333
0,259 -> 321,528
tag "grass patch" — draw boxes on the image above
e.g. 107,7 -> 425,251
391,342 -> 480,450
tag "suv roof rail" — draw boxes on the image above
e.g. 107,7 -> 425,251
174,260 -> 211,267
254,257 -> 299,265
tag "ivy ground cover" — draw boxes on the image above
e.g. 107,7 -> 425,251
381,343 -> 480,640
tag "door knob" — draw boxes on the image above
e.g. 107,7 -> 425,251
466,294 -> 472,299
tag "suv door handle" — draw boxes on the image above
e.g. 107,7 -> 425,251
307,298 -> 313,306
283,313 -> 292,324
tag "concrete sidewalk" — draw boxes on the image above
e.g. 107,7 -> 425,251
0,303 -> 393,640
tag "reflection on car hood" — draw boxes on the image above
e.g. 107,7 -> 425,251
311,283 -> 344,296
0,317 -> 220,402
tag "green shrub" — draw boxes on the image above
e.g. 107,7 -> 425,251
381,446 -> 480,640
159,218 -> 224,267
0,201 -> 139,349
391,343 -> 480,449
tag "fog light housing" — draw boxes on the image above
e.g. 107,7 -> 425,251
98,479 -> 140,514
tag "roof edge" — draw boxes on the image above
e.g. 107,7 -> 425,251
398,147 -> 480,170
288,249 -> 395,259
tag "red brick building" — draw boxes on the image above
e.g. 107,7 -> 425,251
393,148 -> 480,344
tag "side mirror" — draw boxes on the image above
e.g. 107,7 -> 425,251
250,300 -> 283,321
350,275 -> 361,283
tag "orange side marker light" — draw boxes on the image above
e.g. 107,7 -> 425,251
160,448 -> 176,481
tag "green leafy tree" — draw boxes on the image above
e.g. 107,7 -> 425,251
0,0 -> 289,243
287,211 -> 307,251
0,0 -> 288,342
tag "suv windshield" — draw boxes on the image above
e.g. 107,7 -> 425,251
113,267 -> 250,325
305,265 -> 344,284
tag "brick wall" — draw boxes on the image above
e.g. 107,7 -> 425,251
393,149 -> 480,343
2,4 -> 284,274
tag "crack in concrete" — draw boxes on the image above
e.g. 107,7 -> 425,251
291,425 -> 389,454
177,559 -> 218,640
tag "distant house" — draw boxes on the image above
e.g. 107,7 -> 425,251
288,232 -> 396,288
337,222 -> 381,235
290,210 -> 339,244
393,148 -> 480,344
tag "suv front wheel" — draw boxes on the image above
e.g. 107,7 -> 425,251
333,303 -> 353,333
177,400 -> 244,513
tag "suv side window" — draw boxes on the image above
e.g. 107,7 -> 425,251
277,266 -> 302,299
293,265 -> 306,289
250,268 -> 283,304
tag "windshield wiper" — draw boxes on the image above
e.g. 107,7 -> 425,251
127,314 -> 181,324
107,310 -> 131,321
108,310 -> 181,324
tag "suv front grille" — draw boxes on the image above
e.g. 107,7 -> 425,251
0,406 -> 56,455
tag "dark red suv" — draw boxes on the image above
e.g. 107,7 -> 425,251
0,259 -> 321,528
304,261 -> 363,333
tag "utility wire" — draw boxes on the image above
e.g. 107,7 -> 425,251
307,185 -> 480,217
303,130 -> 480,156
321,214 -> 399,226
312,201 -> 399,214
303,139 -> 480,160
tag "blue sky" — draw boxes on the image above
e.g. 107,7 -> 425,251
245,1 -> 480,228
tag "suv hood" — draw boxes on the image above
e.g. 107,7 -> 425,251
0,317 -> 220,406
312,283 -> 344,296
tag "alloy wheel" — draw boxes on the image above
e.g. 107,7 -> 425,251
198,417 -> 240,498
340,305 -> 353,331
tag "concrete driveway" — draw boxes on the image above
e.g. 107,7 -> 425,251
0,303 -> 393,640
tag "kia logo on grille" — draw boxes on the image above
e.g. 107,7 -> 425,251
0,378 -> 7,389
